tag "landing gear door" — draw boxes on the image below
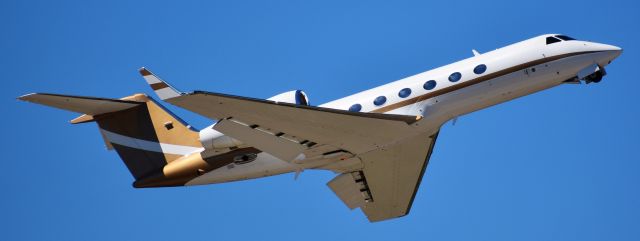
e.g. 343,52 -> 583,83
577,64 -> 601,80
578,63 -> 606,83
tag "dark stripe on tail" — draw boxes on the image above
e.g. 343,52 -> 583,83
110,143 -> 167,179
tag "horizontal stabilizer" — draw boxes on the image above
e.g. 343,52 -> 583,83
18,93 -> 143,115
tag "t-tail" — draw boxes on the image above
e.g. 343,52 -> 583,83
17,92 -> 207,187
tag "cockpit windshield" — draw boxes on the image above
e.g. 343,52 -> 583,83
555,35 -> 576,41
546,36 -> 561,45
546,35 -> 577,45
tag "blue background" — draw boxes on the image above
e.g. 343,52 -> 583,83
2,1 -> 639,240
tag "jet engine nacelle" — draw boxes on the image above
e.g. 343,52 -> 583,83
267,90 -> 310,105
200,126 -> 242,150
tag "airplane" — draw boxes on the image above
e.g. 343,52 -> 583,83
18,34 -> 622,222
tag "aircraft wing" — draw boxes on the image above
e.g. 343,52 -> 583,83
166,90 -> 426,164
140,67 -> 422,162
356,132 -> 438,221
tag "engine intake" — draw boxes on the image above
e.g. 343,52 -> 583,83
267,90 -> 310,105
200,126 -> 242,150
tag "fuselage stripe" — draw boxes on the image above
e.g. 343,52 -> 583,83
370,51 -> 602,113
101,129 -> 203,155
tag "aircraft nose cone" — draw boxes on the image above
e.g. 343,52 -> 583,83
593,43 -> 622,53
607,44 -> 623,59
589,42 -> 623,61
604,44 -> 622,55
610,45 -> 622,52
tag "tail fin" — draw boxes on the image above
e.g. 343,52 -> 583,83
18,93 -> 202,180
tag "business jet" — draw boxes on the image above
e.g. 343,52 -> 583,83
18,34 -> 621,222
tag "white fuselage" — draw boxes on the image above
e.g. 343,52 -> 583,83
321,34 -> 621,132
186,34 -> 622,185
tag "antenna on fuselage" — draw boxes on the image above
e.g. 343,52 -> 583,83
472,49 -> 480,56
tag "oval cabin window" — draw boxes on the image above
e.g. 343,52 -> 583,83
474,64 -> 487,74
398,88 -> 412,98
449,72 -> 462,82
373,96 -> 387,106
423,80 -> 437,90
348,104 -> 362,112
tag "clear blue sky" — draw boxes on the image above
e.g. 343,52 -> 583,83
2,0 -> 639,240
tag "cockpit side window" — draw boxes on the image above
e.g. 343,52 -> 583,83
555,35 -> 576,41
546,36 -> 562,45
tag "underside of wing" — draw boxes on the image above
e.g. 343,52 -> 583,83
138,68 -> 426,162
165,91 -> 423,158
328,131 -> 439,222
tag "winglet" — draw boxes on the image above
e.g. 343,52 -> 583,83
139,67 -> 182,100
